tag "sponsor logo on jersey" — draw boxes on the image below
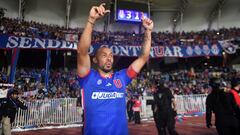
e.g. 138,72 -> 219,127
91,92 -> 124,99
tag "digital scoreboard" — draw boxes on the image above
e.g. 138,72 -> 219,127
114,0 -> 149,23
117,9 -> 148,22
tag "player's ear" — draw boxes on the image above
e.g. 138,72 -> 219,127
93,56 -> 97,64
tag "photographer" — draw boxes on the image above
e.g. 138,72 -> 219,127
0,89 -> 27,135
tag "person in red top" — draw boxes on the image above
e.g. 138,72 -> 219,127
230,78 -> 240,130
133,96 -> 141,124
230,78 -> 240,107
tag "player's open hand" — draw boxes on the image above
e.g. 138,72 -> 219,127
141,14 -> 153,31
88,3 -> 110,23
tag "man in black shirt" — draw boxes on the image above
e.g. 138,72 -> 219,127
0,89 -> 28,135
206,78 -> 239,135
127,97 -> 134,122
153,82 -> 178,135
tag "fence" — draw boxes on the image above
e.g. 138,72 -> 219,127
12,94 -> 207,130
140,94 -> 207,119
12,98 -> 82,129
175,94 -> 207,114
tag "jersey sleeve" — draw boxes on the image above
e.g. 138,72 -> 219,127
77,69 -> 94,87
118,67 -> 137,86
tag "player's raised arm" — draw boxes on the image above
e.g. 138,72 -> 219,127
129,16 -> 153,73
77,3 -> 110,77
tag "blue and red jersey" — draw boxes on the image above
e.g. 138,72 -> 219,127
78,68 -> 136,135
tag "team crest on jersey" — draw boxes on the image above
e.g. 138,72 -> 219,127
113,79 -> 122,88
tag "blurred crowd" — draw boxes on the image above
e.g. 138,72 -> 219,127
1,17 -> 240,46
127,67 -> 239,97
0,66 -> 239,101
0,17 -> 240,101
0,68 -> 81,102
0,17 -> 82,40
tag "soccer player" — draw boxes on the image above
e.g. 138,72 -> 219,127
77,3 -> 153,135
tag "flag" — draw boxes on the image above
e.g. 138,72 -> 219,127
9,48 -> 20,83
45,50 -> 51,90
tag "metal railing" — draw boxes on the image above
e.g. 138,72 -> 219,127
175,94 -> 207,114
141,94 -> 207,118
12,98 -> 82,129
12,94 -> 207,130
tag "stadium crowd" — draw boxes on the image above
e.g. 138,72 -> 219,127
0,68 -> 81,102
1,66 -> 239,101
0,17 -> 240,46
0,17 -> 240,100
0,6 -> 239,134
127,67 -> 239,96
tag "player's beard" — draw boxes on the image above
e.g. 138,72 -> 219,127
99,63 -> 113,73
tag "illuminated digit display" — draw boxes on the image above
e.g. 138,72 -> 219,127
117,9 -> 148,22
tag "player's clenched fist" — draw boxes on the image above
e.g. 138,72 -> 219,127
141,15 -> 154,31
88,3 -> 110,24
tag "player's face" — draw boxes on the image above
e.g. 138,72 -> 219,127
96,48 -> 114,73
